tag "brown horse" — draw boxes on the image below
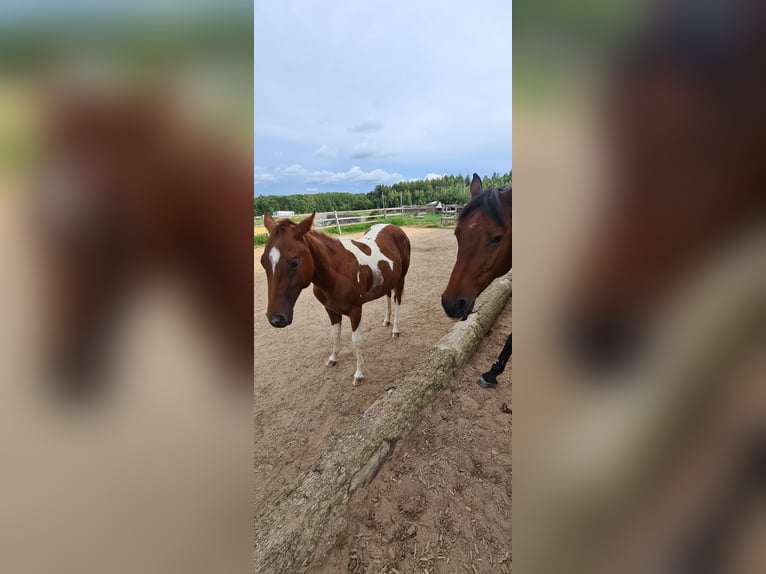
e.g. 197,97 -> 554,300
33,86 -> 253,400
261,214 -> 411,386
442,173 -> 512,388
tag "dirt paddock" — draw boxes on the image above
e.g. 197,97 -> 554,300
255,227 -> 462,512
309,302 -> 512,574
255,225 -> 511,573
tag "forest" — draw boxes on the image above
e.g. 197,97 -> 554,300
253,171 -> 512,215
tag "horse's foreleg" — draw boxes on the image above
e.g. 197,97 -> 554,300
350,307 -> 364,386
477,332 -> 512,389
383,293 -> 391,326
325,309 -> 342,367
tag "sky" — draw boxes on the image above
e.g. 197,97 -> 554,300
254,0 -> 512,196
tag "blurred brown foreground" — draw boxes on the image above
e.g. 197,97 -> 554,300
0,3 -> 253,573
514,1 -> 766,572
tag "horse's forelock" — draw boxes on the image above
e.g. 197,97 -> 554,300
459,186 -> 511,229
270,220 -> 299,237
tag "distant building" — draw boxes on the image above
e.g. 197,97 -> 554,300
272,210 -> 295,217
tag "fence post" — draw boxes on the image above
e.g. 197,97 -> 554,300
334,210 -> 342,235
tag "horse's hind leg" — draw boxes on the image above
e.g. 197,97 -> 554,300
325,308 -> 342,367
383,293 -> 392,327
477,332 -> 512,388
391,279 -> 404,338
350,306 -> 365,386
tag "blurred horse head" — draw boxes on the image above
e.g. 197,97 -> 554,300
34,86 -> 252,399
565,0 -> 766,371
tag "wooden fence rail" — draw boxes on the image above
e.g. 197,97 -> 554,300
255,205 -> 447,235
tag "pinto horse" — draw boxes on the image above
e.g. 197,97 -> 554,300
442,174 -> 512,388
261,213 -> 411,386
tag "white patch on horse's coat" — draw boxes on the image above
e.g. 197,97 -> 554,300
356,271 -> 360,283
352,323 -> 364,380
328,322 -> 341,363
341,225 -> 394,290
392,301 -> 400,334
364,223 -> 388,241
269,247 -> 281,273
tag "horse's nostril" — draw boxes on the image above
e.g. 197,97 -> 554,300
269,314 -> 288,328
442,296 -> 473,320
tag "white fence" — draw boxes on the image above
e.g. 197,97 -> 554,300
255,205 -> 443,235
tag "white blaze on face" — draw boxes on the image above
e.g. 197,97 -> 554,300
341,224 -> 394,289
268,247 -> 281,274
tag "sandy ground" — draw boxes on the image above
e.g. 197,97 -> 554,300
254,227 -> 460,513
308,302 -> 512,574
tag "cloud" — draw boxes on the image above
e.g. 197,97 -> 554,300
351,141 -> 380,159
351,140 -> 397,159
266,164 -> 403,186
254,168 -> 278,185
304,166 -> 402,184
424,173 -> 446,181
282,164 -> 305,174
312,144 -> 336,158
348,121 -> 384,133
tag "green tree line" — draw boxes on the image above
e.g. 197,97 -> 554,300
254,171 -> 511,215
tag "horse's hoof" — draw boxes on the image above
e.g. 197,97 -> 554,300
391,332 -> 400,339
383,321 -> 391,327
353,376 -> 365,387
477,375 -> 497,389
326,360 -> 337,367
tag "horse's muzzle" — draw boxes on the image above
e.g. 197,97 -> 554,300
441,296 -> 475,321
268,314 -> 290,328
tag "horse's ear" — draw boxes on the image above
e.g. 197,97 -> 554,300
295,212 -> 315,238
469,173 -> 482,198
264,213 -> 277,234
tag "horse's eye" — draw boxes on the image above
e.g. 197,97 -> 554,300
490,235 -> 503,245
288,258 -> 299,269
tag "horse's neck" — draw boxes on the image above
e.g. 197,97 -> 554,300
304,231 -> 344,290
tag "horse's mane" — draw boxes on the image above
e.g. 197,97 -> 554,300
459,185 -> 512,228
273,218 -> 339,253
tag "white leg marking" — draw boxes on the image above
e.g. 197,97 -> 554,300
327,322 -> 341,365
383,295 -> 391,325
269,246 -> 280,273
352,322 -> 364,382
392,301 -> 400,336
